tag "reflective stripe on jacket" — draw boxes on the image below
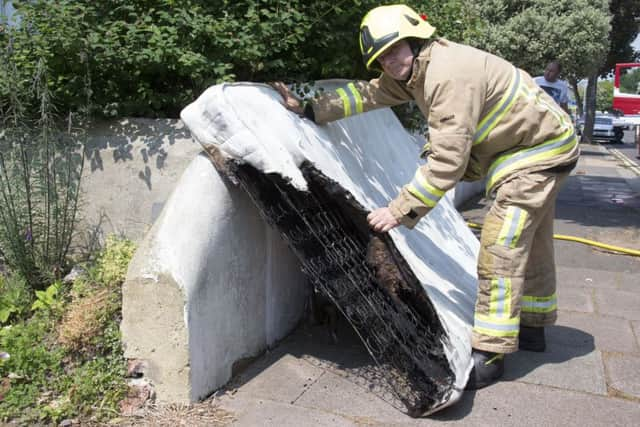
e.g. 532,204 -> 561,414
310,38 -> 579,229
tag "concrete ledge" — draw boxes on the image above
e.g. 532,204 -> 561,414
121,154 -> 307,402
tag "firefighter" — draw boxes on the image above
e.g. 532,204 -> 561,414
274,4 -> 579,390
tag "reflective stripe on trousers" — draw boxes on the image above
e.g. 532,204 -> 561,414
522,293 -> 557,313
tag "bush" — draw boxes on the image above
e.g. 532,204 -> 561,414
2,0 -> 479,118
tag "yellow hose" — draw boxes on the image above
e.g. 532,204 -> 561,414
466,222 -> 640,257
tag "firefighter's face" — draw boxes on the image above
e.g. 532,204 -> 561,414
377,40 -> 414,80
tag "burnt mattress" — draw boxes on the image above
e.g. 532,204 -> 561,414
181,81 -> 479,416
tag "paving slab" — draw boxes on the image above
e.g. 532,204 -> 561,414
632,321 -> 640,349
295,370 -> 408,425
504,343 -> 607,395
557,286 -> 594,313
604,353 -> 640,399
430,381 -> 640,427
556,312 -> 639,353
556,266 -> 621,289
616,272 -> 640,292
227,353 -> 326,404
594,289 -> 640,320
222,396 -> 358,427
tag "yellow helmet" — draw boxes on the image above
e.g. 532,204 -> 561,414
360,4 -> 436,70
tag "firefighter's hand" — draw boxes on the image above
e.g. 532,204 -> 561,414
270,82 -> 304,115
367,207 -> 400,233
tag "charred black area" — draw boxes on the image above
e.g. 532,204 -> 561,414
231,160 -> 455,416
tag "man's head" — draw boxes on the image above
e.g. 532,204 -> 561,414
544,61 -> 562,82
376,40 -> 416,80
359,4 -> 435,73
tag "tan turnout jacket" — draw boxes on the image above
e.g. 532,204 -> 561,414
309,38 -> 579,228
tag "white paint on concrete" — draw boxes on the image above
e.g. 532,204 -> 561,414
122,154 -> 307,402
181,82 -> 479,412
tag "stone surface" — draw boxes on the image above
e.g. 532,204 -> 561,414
223,398 -> 357,427
504,343 -> 607,395
632,321 -> 640,349
294,370 -> 406,424
604,353 -> 640,399
594,289 -> 640,320
230,354 -> 325,404
556,266 -> 619,289
430,381 -> 640,426
556,312 -> 639,353
556,286 -> 594,313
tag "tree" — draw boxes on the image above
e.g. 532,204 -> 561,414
468,0 -> 611,141
596,80 -> 614,112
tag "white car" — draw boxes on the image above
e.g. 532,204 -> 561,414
577,115 -> 624,143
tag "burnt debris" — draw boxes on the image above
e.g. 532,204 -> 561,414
228,159 -> 455,416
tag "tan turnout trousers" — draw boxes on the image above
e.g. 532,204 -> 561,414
472,169 -> 570,354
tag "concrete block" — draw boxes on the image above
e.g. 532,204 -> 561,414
121,155 -> 307,403
605,353 -> 640,399
556,312 -> 639,353
594,289 -> 640,320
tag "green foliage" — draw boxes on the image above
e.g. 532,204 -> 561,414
0,235 -> 134,424
94,235 -> 136,286
468,0 -> 611,81
600,0 -> 640,75
0,51 -> 86,289
0,273 -> 31,325
67,345 -> 127,420
31,281 -> 63,314
2,0 -> 479,118
620,67 -> 640,95
0,314 -> 67,423
596,80 -> 614,112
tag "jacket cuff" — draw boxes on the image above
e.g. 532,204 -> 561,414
388,190 -> 430,229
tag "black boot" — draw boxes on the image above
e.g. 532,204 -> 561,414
519,326 -> 546,352
465,349 -> 504,390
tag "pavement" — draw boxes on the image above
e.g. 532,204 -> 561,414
211,141 -> 640,426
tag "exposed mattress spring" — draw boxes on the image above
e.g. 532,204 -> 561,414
231,160 -> 455,416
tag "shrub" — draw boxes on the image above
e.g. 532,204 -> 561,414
3,0 -> 479,118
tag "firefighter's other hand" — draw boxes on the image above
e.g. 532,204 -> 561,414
367,207 -> 400,233
270,82 -> 304,115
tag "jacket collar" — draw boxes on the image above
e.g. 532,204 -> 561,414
405,39 -> 435,89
